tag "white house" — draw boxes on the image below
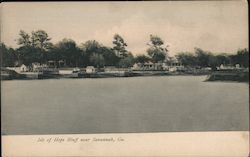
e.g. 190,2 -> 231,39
20,64 -> 29,72
164,61 -> 184,72
6,64 -> 31,73
86,66 -> 96,73
218,64 -> 236,70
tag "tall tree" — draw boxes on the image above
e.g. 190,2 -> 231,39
194,48 -> 212,67
146,35 -> 168,63
17,30 -> 31,47
112,34 -> 128,58
31,30 -> 53,63
175,52 -> 197,66
148,34 -> 164,46
55,38 -> 81,67
0,43 -> 17,67
81,40 -> 102,66
90,53 -> 105,68
101,46 -> 119,66
16,46 -> 41,66
16,30 -> 40,65
31,30 -> 52,50
118,52 -> 135,68
235,48 -> 249,67
16,30 -> 53,65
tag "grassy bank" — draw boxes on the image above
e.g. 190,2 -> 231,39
207,70 -> 249,82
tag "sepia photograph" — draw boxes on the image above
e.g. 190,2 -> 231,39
1,1 -> 249,156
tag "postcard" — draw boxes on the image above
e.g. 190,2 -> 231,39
1,1 -> 249,156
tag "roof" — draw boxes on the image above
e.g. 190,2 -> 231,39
86,66 -> 95,69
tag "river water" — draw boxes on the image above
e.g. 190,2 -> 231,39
1,76 -> 249,135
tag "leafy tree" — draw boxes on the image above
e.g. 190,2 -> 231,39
149,34 -> 164,46
54,39 -> 81,67
215,54 -> 231,66
16,30 -> 40,65
16,30 -> 53,64
47,48 -> 61,65
135,54 -> 151,65
90,53 -> 105,68
15,46 -> 41,66
17,30 -> 31,47
232,48 -> 249,67
147,35 -> 167,63
112,34 -> 128,58
81,40 -> 102,54
147,48 -> 166,63
81,40 -> 103,66
31,30 -> 52,50
101,46 -> 119,66
81,40 -> 120,67
175,52 -> 197,66
31,30 -> 53,63
194,48 -> 212,67
0,43 -> 17,67
118,52 -> 134,68
208,54 -> 218,70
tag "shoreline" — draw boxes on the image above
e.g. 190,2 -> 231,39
1,70 -> 211,81
206,71 -> 249,82
1,68 -> 249,83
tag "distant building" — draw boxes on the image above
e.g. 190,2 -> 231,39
32,62 -> 41,71
48,60 -> 57,67
31,62 -> 48,72
218,64 -> 237,70
163,56 -> 185,71
133,62 -> 154,70
86,66 -> 96,73
164,62 -> 184,72
133,62 -> 165,70
132,63 -> 140,70
20,64 -> 28,72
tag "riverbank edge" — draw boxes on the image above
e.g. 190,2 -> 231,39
206,71 -> 249,82
1,70 -> 210,80
1,68 -> 249,83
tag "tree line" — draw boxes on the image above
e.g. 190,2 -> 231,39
1,29 -> 249,69
175,48 -> 249,69
1,30 -> 168,68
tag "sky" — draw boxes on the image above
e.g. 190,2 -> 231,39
1,1 -> 248,56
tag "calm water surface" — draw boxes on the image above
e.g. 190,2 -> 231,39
1,76 -> 249,135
